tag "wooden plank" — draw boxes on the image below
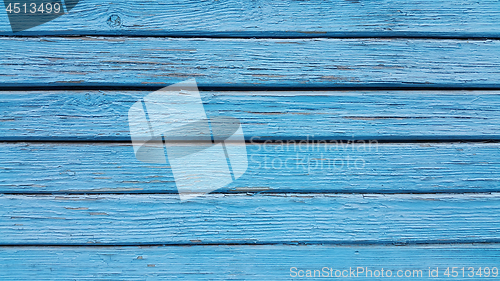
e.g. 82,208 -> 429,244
0,0 -> 500,34
1,143 -> 499,193
1,245 -> 500,280
2,91 -> 500,141
1,38 -> 500,86
1,193 -> 500,244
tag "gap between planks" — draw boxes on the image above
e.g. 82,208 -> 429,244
2,31 -> 500,40
2,240 -> 500,247
2,83 -> 500,92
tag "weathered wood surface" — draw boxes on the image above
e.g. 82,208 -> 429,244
1,0 -> 499,278
1,91 -> 500,141
1,38 -> 500,86
2,193 -> 500,244
1,245 -> 499,280
1,143 -> 499,193
0,0 -> 499,34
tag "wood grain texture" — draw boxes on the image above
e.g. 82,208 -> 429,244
0,0 -> 499,34
1,245 -> 499,280
2,193 -> 500,244
1,143 -> 499,193
1,38 -> 500,86
1,91 -> 500,141
1,0 -> 499,274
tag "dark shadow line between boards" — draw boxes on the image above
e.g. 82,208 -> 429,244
1,138 -> 500,143
2,83 -> 500,91
2,31 -> 500,40
1,190 -> 500,195
2,239 -> 500,247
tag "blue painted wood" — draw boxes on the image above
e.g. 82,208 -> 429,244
1,245 -> 499,280
0,0 -> 499,33
2,193 -> 500,244
1,143 -> 499,194
1,0 -> 499,276
1,91 -> 500,141
1,38 -> 500,86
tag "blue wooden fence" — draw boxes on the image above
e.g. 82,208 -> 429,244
1,0 -> 500,279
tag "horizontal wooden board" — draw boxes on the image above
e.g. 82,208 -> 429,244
1,143 -> 499,193
1,245 -> 500,280
1,38 -> 500,86
0,0 -> 500,34
1,91 -> 500,140
2,193 -> 500,244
